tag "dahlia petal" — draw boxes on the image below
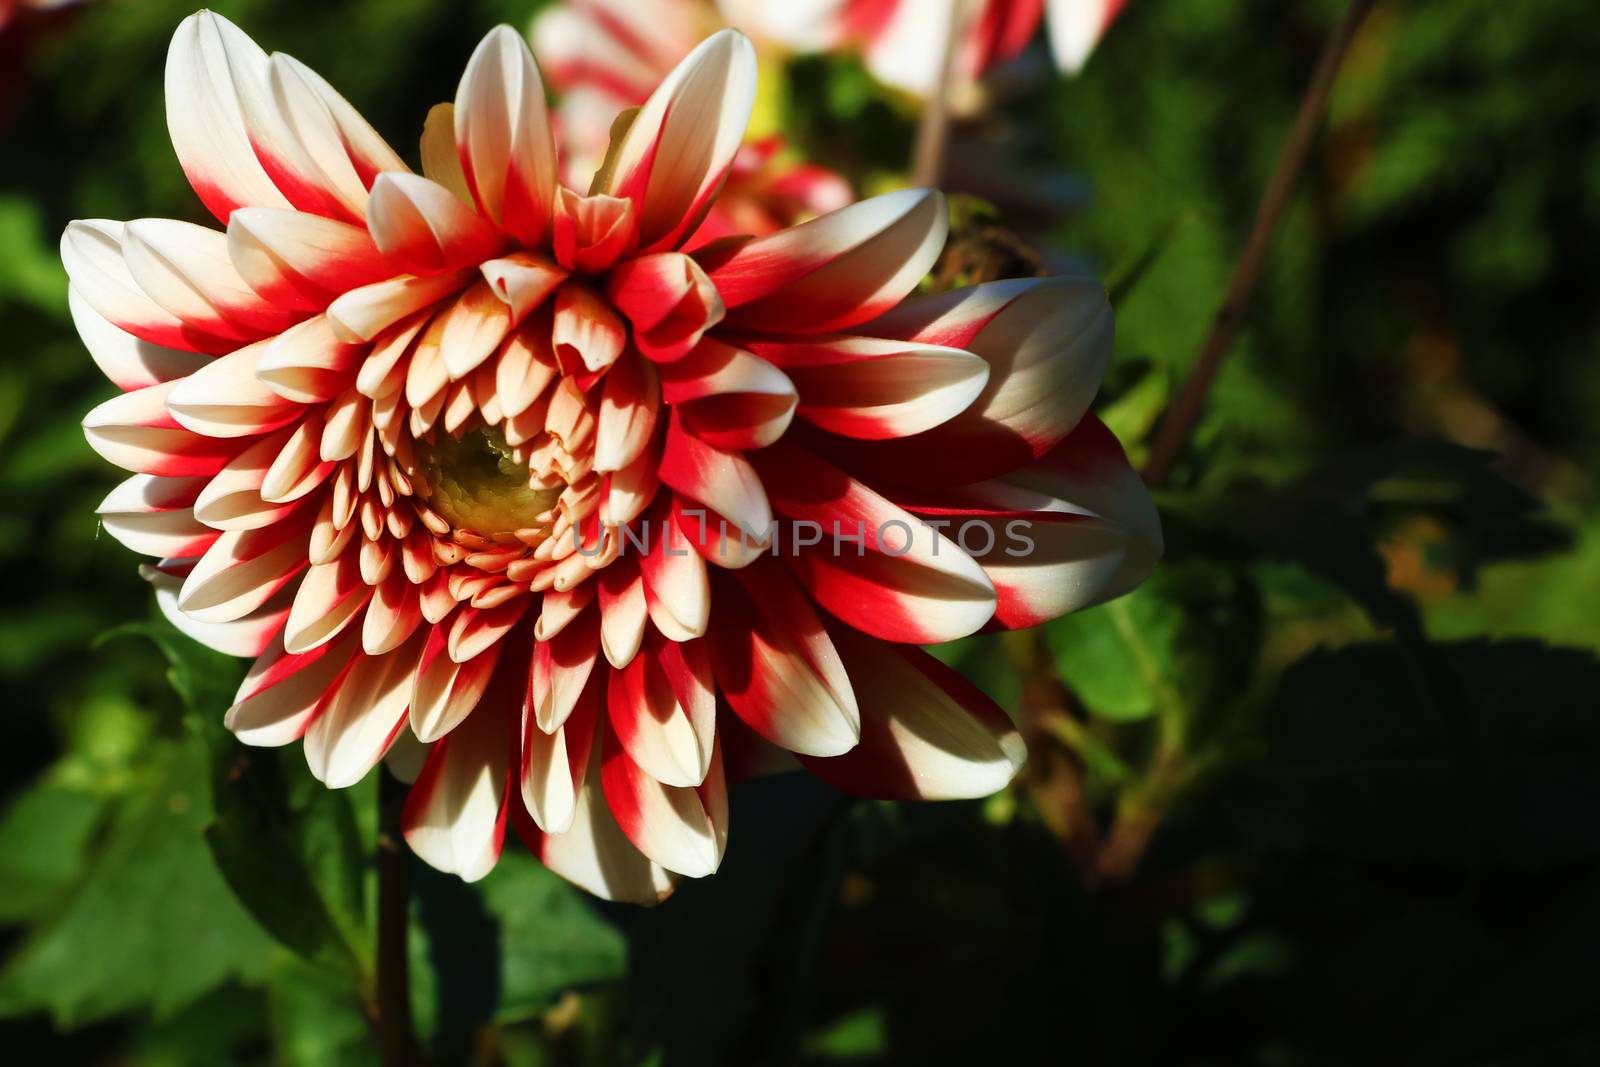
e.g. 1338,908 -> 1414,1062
257,412 -> 334,504
412,623 -> 504,744
421,103 -> 473,206
454,25 -> 559,247
438,279 -> 514,381
657,340 -> 795,450
530,603 -> 601,733
268,51 -> 410,194
552,189 -> 638,273
403,671 -> 514,882
658,415 -> 771,546
327,270 -> 473,343
448,596 -> 532,663
848,278 -> 1114,484
516,760 -> 677,904
178,510 -> 313,623
82,381 -> 241,477
521,665 -> 599,833
283,550 -> 372,654
551,282 -> 625,377
227,208 -> 391,312
749,441 -> 997,643
697,189 -> 948,334
604,443 -> 661,527
600,723 -> 727,878
709,559 -> 860,757
302,633 -> 425,788
480,252 -> 568,328
368,173 -> 508,276
96,474 -> 214,559
534,583 -> 595,642
121,218 -> 300,340
606,253 -> 724,363
62,220 -> 237,354
908,416 -> 1162,628
608,631 -> 716,788
164,339 -> 301,438
363,566 -> 425,655
494,316 -> 560,417
226,628 -> 359,746
68,287 -> 208,391
146,565 -> 292,657
164,12 -> 294,221
593,352 -> 660,473
596,29 -> 758,251
799,629 -> 1026,800
597,559 -> 648,669
638,499 -> 710,640
192,428 -> 305,530
1046,0 -> 1126,74
747,334 -> 989,439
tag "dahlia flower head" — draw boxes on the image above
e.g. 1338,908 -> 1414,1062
556,0 -> 1132,99
68,11 -> 1160,902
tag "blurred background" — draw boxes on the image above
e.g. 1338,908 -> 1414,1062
2,0 -> 1599,1064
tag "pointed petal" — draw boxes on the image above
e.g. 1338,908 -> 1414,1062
455,25 -> 559,246
799,629 -> 1026,800
749,441 -> 997,643
600,722 -> 727,878
709,558 -> 859,757
368,173 -> 508,276
596,30 -> 758,251
696,189 -> 947,333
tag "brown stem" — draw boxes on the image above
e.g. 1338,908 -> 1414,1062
910,0 -> 969,187
1142,0 -> 1376,487
376,771 -> 421,1067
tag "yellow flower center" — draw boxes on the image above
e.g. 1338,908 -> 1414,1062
413,426 -> 563,538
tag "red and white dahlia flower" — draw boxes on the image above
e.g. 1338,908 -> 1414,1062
532,0 -> 852,241
719,0 -> 1130,96
68,11 -> 1159,902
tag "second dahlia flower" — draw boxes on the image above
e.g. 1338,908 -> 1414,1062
69,12 -> 1159,902
532,0 -> 852,241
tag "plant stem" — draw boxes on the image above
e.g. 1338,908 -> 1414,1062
911,0 -> 969,186
1142,0 -> 1375,487
375,771 -> 420,1067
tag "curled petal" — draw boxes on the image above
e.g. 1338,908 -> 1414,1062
480,252 -> 568,327
83,381 -> 242,477
122,218 -> 300,341
552,189 -> 638,273
658,413 -> 771,544
514,754 -> 677,904
606,253 -> 724,363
